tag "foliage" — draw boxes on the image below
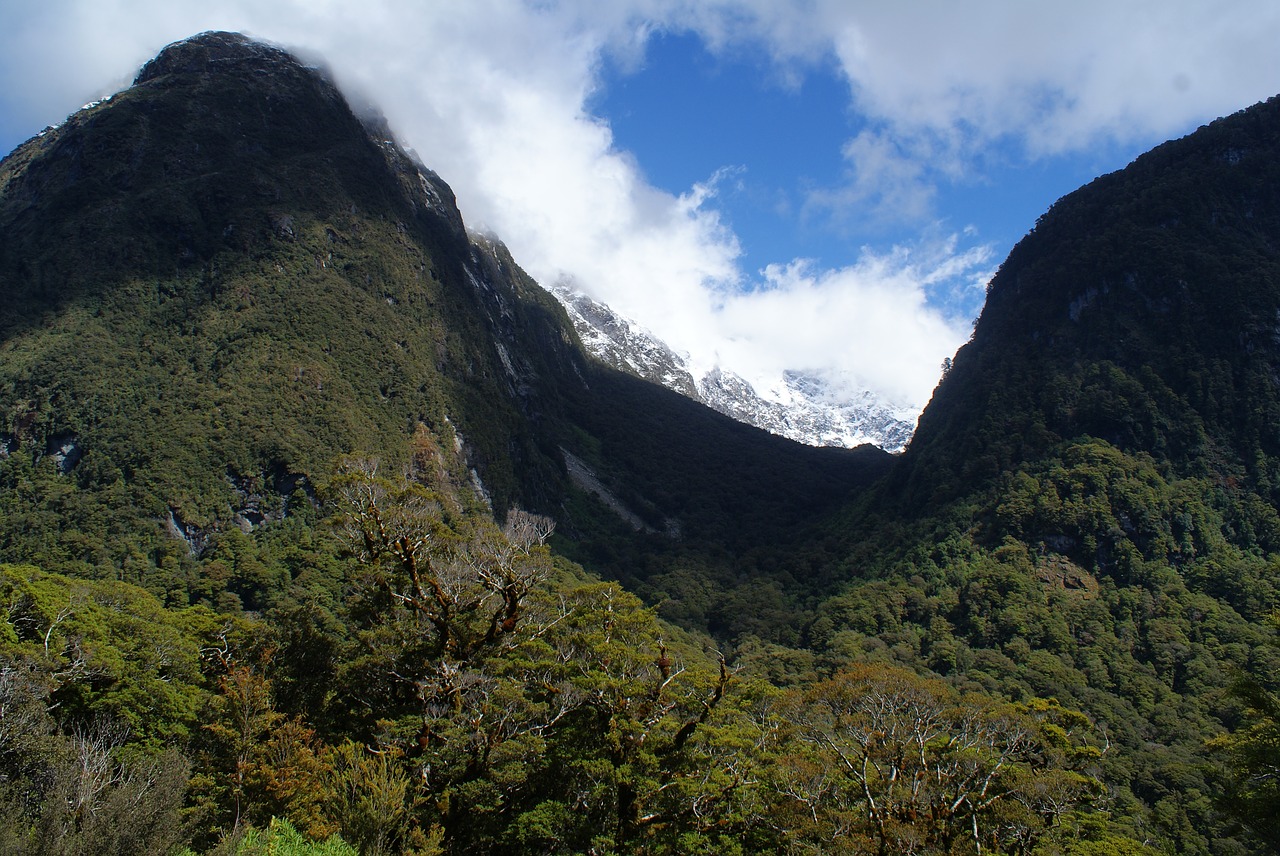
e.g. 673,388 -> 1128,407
1210,620 -> 1280,849
3,32 -> 1280,856
324,458 -> 769,852
0,569 -> 201,854
0,564 -> 223,743
769,664 -> 1106,855
180,816 -> 360,856
0,717 -> 190,856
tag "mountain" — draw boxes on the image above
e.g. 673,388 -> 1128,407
895,94 -> 1280,514
819,94 -> 1280,853
0,30 -> 886,614
0,30 -> 563,549
548,284 -> 700,398
552,284 -> 916,451
4,29 -> 1280,855
0,33 -> 917,853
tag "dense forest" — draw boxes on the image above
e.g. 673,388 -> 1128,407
0,32 -> 1278,854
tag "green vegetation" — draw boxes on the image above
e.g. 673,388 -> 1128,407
1211,621 -> 1280,850
0,501 -> 1115,853
2,31 -> 1280,853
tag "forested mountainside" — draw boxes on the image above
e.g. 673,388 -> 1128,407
0,31 -> 885,625
802,95 -> 1280,854
904,93 -> 1280,507
0,31 -> 1277,855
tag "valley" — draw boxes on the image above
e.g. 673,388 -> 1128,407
0,31 -> 1277,855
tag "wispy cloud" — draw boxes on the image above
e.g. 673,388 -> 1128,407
804,129 -> 938,232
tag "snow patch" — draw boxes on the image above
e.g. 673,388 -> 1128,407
550,286 -> 916,451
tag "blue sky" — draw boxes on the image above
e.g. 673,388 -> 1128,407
589,29 -> 1153,319
592,32 -> 857,273
2,2 -> 1279,417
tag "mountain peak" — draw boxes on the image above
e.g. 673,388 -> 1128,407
550,284 -> 915,450
134,31 -> 304,85
900,92 -> 1280,507
0,26 -> 466,316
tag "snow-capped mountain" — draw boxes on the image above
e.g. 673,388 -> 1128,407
551,286 -> 916,452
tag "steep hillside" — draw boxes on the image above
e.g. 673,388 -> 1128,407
0,31 -> 884,612
803,97 -> 1280,854
0,33 -> 561,515
902,95 -> 1280,509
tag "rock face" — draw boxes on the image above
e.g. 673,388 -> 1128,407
550,285 -> 700,397
551,285 -> 916,451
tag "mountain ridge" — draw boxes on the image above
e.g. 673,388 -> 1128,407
0,30 -> 887,606
552,283 -> 916,451
2,31 -> 1279,853
900,93 -> 1280,510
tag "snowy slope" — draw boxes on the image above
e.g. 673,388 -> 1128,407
551,286 -> 916,452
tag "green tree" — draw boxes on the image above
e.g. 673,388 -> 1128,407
1210,622 -> 1280,849
773,664 -> 1106,855
329,460 -> 759,853
0,662 -> 190,856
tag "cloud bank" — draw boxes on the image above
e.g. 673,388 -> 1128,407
2,1 -> 1277,414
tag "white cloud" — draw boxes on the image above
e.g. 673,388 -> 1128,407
709,238 -> 992,409
804,129 -> 937,230
788,0 -> 1280,150
770,0 -> 1280,223
1,0 -> 1277,419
